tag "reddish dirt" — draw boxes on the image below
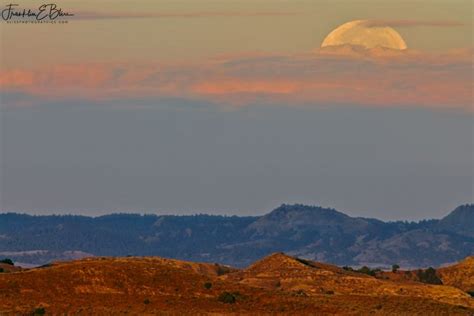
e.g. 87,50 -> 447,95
0,254 -> 472,315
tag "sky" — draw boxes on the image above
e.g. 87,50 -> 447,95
0,0 -> 473,220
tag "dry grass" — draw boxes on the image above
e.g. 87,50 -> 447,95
438,256 -> 474,293
0,254 -> 472,315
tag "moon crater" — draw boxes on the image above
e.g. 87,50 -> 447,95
321,20 -> 407,50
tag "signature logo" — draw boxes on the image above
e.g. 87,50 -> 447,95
2,3 -> 74,22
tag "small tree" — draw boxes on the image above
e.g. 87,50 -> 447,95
33,307 -> 46,315
204,282 -> 212,289
417,267 -> 442,285
358,266 -> 376,276
218,292 -> 236,304
392,264 -> 400,273
0,258 -> 13,266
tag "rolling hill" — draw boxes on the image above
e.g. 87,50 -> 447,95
0,254 -> 472,315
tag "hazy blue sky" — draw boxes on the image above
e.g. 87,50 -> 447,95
2,102 -> 472,220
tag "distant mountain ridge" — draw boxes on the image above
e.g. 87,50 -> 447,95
0,204 -> 472,268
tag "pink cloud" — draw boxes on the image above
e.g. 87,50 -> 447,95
1,48 -> 472,112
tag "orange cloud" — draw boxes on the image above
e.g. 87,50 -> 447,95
1,48 -> 472,111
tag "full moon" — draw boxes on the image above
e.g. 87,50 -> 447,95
321,20 -> 407,50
